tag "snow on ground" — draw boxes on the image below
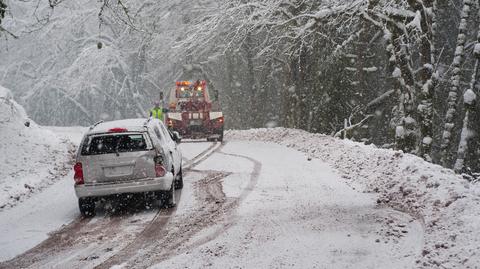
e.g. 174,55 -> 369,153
180,141 -> 216,160
0,85 -> 73,209
227,128 -> 480,269
2,124 -> 476,268
153,142 -> 423,269
0,140 -> 213,263
0,172 -> 78,261
45,126 -> 88,146
0,88 -> 87,261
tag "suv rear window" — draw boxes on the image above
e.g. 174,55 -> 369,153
81,133 -> 148,155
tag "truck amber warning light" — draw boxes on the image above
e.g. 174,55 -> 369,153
176,81 -> 191,86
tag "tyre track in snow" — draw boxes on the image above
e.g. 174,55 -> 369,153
173,151 -> 262,258
99,149 -> 262,269
183,141 -> 222,169
0,214 -> 126,269
0,142 -> 222,269
95,170 -> 231,269
93,142 -> 225,269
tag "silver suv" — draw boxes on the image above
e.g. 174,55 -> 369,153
73,118 -> 183,217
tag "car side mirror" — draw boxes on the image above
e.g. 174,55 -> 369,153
172,131 -> 182,144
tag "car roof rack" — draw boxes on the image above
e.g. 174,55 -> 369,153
89,120 -> 104,130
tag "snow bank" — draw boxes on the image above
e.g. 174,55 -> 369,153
0,85 -> 73,209
227,128 -> 480,269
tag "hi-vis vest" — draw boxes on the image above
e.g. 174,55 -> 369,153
151,107 -> 163,120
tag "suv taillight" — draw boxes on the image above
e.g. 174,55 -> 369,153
155,164 -> 166,177
74,162 -> 84,185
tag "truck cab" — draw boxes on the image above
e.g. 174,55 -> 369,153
166,80 -> 224,141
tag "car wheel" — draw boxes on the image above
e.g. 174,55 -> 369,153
79,197 -> 95,217
174,167 -> 184,189
160,178 -> 176,208
217,127 -> 224,142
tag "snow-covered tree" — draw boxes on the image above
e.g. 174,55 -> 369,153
2,0 -> 480,176
454,21 -> 480,173
0,0 -> 5,24
440,0 -> 474,168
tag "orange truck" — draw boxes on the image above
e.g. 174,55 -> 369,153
165,80 -> 224,141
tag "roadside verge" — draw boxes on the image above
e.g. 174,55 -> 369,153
0,85 -> 73,210
227,128 -> 479,269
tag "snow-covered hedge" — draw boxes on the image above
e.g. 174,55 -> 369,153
0,85 -> 72,209
227,128 -> 480,269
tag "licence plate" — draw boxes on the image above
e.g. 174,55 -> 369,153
104,166 -> 133,177
189,120 -> 202,126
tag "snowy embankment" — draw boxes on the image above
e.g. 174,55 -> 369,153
0,85 -> 73,209
227,128 -> 480,269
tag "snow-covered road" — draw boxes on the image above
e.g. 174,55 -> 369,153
152,142 -> 423,269
0,129 -> 424,269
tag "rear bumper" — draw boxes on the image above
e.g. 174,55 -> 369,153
75,172 -> 174,198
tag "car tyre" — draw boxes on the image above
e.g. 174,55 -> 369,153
174,167 -> 184,189
160,180 -> 176,208
217,127 -> 224,142
79,197 -> 95,217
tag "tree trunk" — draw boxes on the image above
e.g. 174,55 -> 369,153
244,34 -> 258,128
440,0 -> 474,167
388,24 -> 417,154
0,0 -> 6,24
454,19 -> 480,173
417,0 -> 437,162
